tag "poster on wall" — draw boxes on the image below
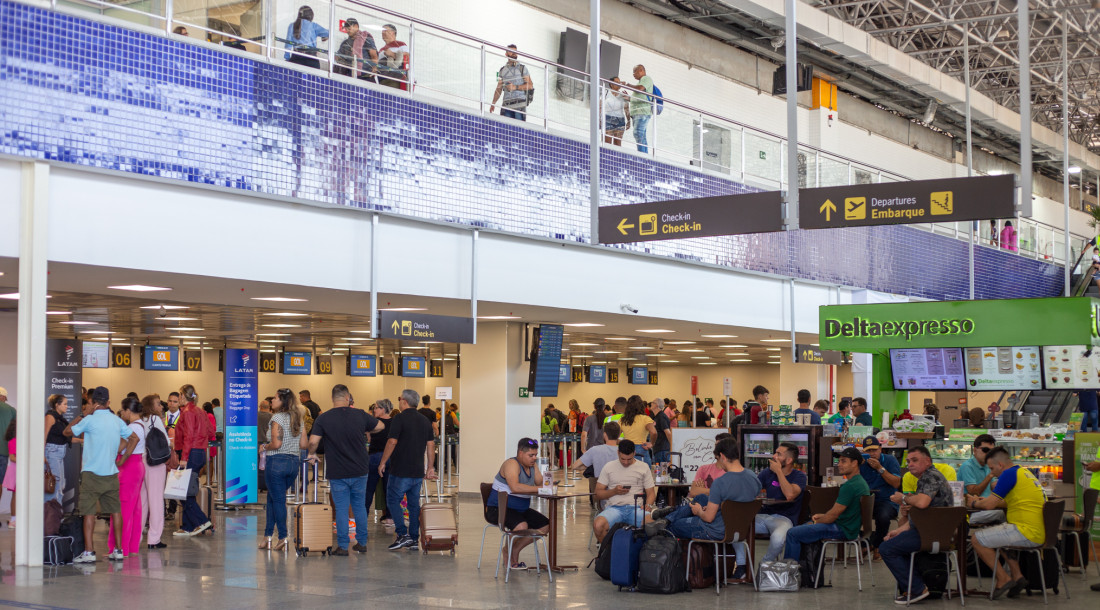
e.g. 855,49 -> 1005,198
670,428 -> 727,480
46,338 -> 83,514
223,348 -> 258,504
81,341 -> 109,368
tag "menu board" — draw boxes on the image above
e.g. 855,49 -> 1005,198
889,348 -> 965,390
1042,345 -> 1100,389
82,341 -> 109,368
964,346 -> 1042,390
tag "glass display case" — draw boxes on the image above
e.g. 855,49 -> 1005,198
737,425 -> 829,485
926,437 -> 1065,479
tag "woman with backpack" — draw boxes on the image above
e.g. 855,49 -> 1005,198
140,394 -> 174,548
45,394 -> 70,505
109,397 -> 148,556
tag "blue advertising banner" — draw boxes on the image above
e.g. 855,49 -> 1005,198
348,354 -> 377,377
143,345 -> 179,371
224,348 -> 258,504
283,351 -> 312,375
589,365 -> 607,383
400,356 -> 426,378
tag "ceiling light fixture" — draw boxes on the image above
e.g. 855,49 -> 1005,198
665,341 -> 696,345
169,327 -> 204,331
699,362 -> 718,366
255,333 -> 290,336
259,340 -> 288,343
46,311 -> 72,315
701,334 -> 737,338
169,335 -> 206,339
262,324 -> 301,328
157,317 -> 197,322
720,344 -> 748,348
108,285 -> 171,292
726,352 -> 750,356
677,349 -> 704,353
263,312 -> 309,317
379,307 -> 427,312
140,305 -> 188,310
477,315 -> 520,320
605,337 -> 636,341
60,321 -> 99,326
730,358 -> 752,362
595,351 -> 621,354
690,356 -> 709,359
659,360 -> 679,363
81,330 -> 115,334
251,297 -> 308,302
635,329 -> 674,333
0,293 -> 52,300
766,348 -> 783,351
760,339 -> 790,343
563,323 -> 605,327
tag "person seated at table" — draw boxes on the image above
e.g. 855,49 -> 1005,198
956,434 -> 1004,525
652,437 -> 761,579
570,421 -> 620,483
748,441 -> 807,564
592,440 -> 656,543
485,437 -> 550,570
966,447 -> 1045,599
860,435 -> 902,559
879,446 -> 955,604
783,447 -> 869,560
689,432 -> 732,497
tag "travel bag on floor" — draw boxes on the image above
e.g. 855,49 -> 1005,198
419,501 -> 458,555
758,559 -> 800,592
295,461 -> 332,557
679,538 -> 716,590
1059,530 -> 1090,569
198,484 -> 215,528
595,523 -> 625,580
913,551 -> 949,599
57,515 -> 84,557
1018,548 -> 1061,595
609,495 -> 647,590
636,530 -> 687,594
798,540 -> 826,589
43,536 -> 74,565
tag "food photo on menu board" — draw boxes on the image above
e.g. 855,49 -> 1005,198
964,346 -> 1041,390
889,347 -> 965,390
1042,345 -> 1100,390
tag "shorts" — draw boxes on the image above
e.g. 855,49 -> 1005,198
605,115 -> 626,132
597,504 -> 648,529
78,471 -> 121,515
485,506 -> 549,531
974,522 -> 1040,549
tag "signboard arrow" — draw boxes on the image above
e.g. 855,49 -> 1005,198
597,191 -> 784,245
820,199 -> 836,222
617,218 -> 635,235
391,320 -> 400,334
379,311 -> 475,344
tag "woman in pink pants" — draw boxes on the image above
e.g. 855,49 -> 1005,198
110,397 -> 147,556
140,394 -> 175,548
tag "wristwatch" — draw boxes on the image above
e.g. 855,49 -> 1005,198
878,467 -> 886,474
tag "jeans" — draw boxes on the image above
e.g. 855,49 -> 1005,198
264,454 -> 300,539
652,450 -> 670,464
597,504 -> 648,529
784,522 -> 845,560
366,453 -> 391,520
330,476 -> 369,549
741,513 -> 794,563
387,475 -> 423,539
45,444 -> 68,504
501,108 -> 526,121
633,114 -> 651,152
880,527 -> 924,594
871,498 -> 899,549
181,449 -> 209,532
1082,409 -> 1099,432
635,448 -> 652,466
665,493 -> 716,540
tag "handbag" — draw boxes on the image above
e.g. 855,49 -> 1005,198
164,466 -> 194,501
759,559 -> 801,592
45,464 -> 57,495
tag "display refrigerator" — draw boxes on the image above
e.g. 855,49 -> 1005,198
737,424 -> 833,486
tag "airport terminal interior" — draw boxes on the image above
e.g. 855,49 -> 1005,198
1,0 -> 1100,607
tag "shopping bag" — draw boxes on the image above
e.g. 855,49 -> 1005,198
164,467 -> 193,501
759,559 -> 801,592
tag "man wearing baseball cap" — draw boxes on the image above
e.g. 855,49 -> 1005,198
783,447 -> 870,567
0,387 -> 13,491
860,435 -> 902,559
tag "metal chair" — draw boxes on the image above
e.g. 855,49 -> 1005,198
906,506 -> 968,606
685,499 -> 763,595
492,491 -> 553,583
818,494 -> 875,590
989,500 -> 1069,604
1058,488 -> 1098,579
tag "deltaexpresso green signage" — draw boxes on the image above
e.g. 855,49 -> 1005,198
819,297 -> 1100,352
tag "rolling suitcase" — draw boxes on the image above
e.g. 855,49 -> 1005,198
295,461 -> 332,557
420,501 -> 458,555
609,495 -> 648,591
198,484 -> 216,533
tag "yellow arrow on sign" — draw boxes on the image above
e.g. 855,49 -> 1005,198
391,320 -> 400,334
820,199 -> 837,221
617,218 -> 635,235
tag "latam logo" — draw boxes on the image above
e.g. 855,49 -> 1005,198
153,351 -> 171,362
65,345 -> 74,360
241,354 -> 250,367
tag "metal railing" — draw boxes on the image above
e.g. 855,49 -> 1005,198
52,0 -> 1089,261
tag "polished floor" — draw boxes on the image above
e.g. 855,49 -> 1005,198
1,491 -> 1096,609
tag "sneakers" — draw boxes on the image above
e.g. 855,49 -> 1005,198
74,551 -> 97,564
352,543 -> 368,554
331,547 -> 349,556
643,520 -> 669,537
106,550 -> 125,561
650,507 -> 676,521
387,535 -> 417,551
894,588 -> 930,605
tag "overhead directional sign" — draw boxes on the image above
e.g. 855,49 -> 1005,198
794,344 -> 845,365
379,311 -> 475,344
597,191 -> 784,244
799,174 -> 1016,230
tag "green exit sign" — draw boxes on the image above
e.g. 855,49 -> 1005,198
518,387 -> 529,398
759,150 -> 767,160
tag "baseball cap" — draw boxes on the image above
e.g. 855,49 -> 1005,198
838,447 -> 864,463
92,386 -> 110,403
344,17 -> 358,27
863,435 -> 882,448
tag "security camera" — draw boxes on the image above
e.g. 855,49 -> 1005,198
620,303 -> 639,314
158,305 -> 167,318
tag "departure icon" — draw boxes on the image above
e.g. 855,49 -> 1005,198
844,197 -> 866,220
930,191 -> 953,215
639,214 -> 658,236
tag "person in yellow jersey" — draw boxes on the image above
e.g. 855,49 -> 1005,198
1084,446 -> 1100,592
966,447 -> 1046,599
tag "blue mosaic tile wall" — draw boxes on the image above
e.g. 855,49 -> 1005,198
0,1 -> 1064,301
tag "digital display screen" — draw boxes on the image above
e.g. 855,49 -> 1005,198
529,324 -> 564,397
400,356 -> 426,378
631,366 -> 649,385
1042,345 -> 1100,389
348,354 -> 377,377
143,345 -> 179,371
964,346 -> 1042,390
283,351 -> 312,375
558,363 -> 570,382
82,341 -> 109,369
889,348 -> 965,390
589,365 -> 606,383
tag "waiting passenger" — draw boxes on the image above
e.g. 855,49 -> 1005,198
335,18 -> 378,81
626,64 -> 655,153
829,399 -> 851,425
750,442 -> 807,564
812,399 -> 829,422
860,435 -> 902,559
284,6 -> 329,71
377,24 -> 409,90
485,438 -> 551,570
379,389 -> 435,551
793,389 -> 821,425
592,439 -> 656,542
956,434 -> 1004,524
852,397 -> 873,426
601,78 -> 629,146
618,395 -> 657,464
489,44 -> 534,122
783,447 -> 869,560
572,421 -> 621,482
749,385 -> 770,424
172,26 -> 188,37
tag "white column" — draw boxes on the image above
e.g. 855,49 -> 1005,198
16,162 -> 49,566
457,322 -> 540,494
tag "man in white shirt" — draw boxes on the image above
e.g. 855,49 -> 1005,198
591,439 -> 656,542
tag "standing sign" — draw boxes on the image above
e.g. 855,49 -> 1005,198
691,376 -> 699,395
223,348 -> 258,504
722,377 -> 732,397
597,191 -> 785,245
798,174 -> 1015,230
435,387 -> 453,400
670,428 -> 727,478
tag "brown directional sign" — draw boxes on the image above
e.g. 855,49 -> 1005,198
597,191 -> 784,244
798,174 -> 1016,230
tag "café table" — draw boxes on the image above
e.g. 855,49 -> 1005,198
656,482 -> 691,507
532,490 -> 594,572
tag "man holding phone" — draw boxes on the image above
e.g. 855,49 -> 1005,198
957,434 -> 1004,524
592,440 -> 656,543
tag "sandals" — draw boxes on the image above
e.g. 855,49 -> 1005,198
510,561 -> 527,570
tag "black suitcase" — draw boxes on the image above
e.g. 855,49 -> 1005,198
58,515 -> 85,557
44,536 -> 74,565
1018,548 -> 1061,595
1060,531 -> 1090,570
799,540 -> 827,588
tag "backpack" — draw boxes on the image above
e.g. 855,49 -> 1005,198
594,522 -> 626,580
637,531 -> 687,594
651,84 -> 664,115
913,552 -> 949,599
144,419 -> 172,466
798,540 -> 827,588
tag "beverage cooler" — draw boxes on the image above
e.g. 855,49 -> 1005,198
737,425 -> 832,486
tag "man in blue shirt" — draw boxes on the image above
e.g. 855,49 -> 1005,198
792,389 -> 822,425
751,442 -> 807,564
956,434 -> 1004,524
859,435 -> 901,558
1076,390 -> 1099,432
852,397 -> 874,427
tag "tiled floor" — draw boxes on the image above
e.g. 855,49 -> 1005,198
0,493 -> 1095,609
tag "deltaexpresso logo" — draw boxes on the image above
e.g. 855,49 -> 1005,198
824,317 -> 975,341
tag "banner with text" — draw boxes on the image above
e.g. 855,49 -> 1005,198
223,348 -> 258,504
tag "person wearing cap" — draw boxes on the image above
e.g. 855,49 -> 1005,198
783,447 -> 870,561
489,44 -> 534,122
0,387 -> 13,489
64,387 -> 137,563
859,435 -> 902,559
334,17 -> 378,80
